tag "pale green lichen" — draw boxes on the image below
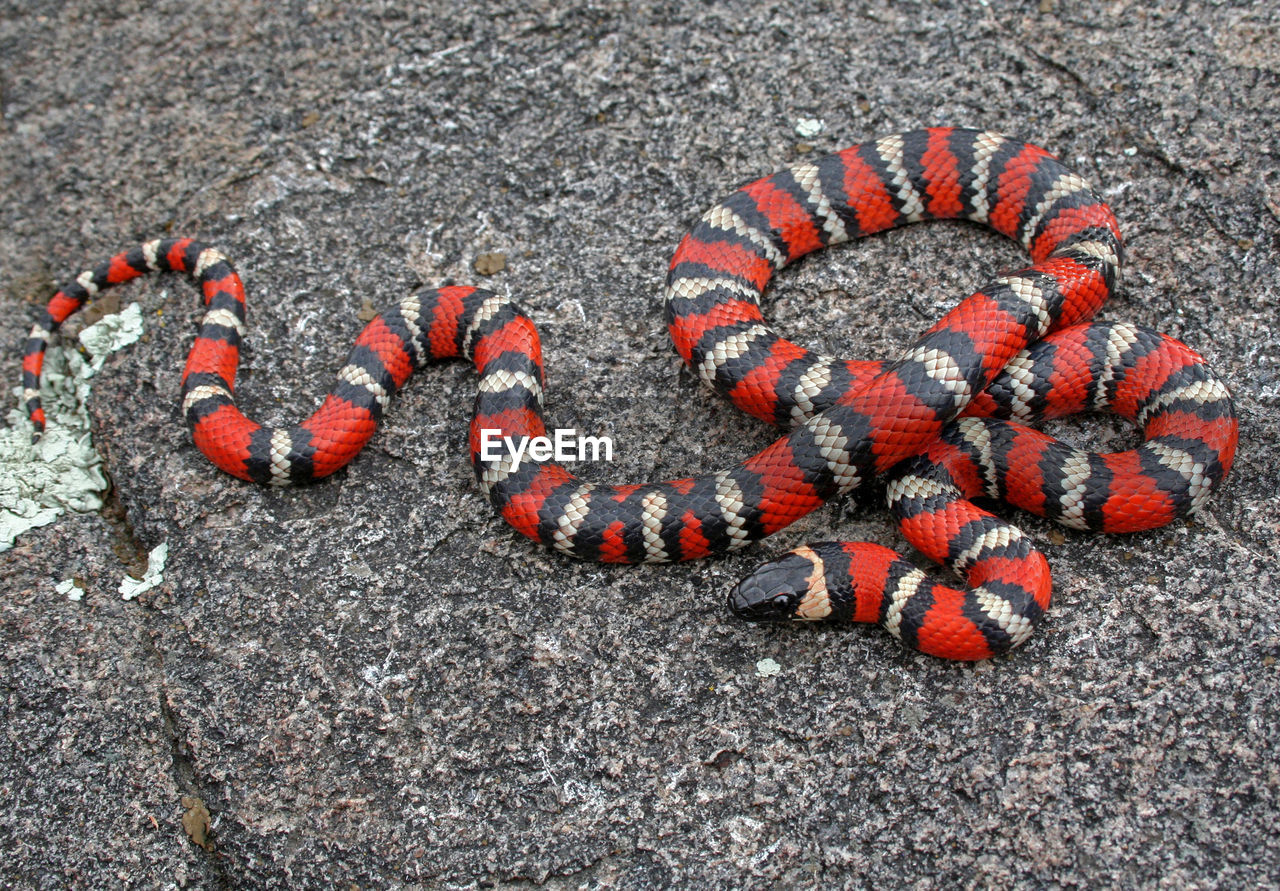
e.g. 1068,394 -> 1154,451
119,541 -> 168,600
0,303 -> 144,551
78,301 -> 144,371
55,578 -> 83,601
755,657 -> 782,678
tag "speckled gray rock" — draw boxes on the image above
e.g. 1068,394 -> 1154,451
1,1 -> 1277,887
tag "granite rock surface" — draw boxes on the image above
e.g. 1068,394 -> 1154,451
1,1 -> 1277,886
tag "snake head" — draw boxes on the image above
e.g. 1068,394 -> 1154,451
728,546 -> 831,622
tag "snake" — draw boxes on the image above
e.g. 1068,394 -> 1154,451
20,128 -> 1238,660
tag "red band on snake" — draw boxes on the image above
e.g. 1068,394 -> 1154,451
21,127 -> 1237,660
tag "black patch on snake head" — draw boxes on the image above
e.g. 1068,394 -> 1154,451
727,552 -> 816,622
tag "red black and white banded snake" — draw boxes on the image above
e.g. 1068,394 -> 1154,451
20,128 -> 1237,660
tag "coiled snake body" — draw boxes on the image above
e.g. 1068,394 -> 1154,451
22,128 -> 1238,660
